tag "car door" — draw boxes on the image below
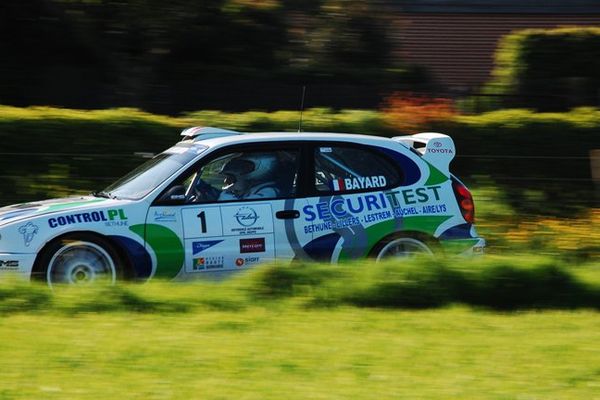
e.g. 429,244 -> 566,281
301,142 -> 404,263
147,143 -> 311,279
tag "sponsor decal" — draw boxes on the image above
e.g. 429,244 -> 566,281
393,207 -> 418,216
0,260 -> 19,270
397,187 -> 442,205
154,210 -> 176,222
303,186 -> 443,222
192,240 -> 223,255
48,209 -> 128,228
206,257 -> 224,270
222,204 -> 272,236
427,142 -> 453,154
304,217 -> 361,234
427,148 -> 453,154
239,238 -> 266,253
234,207 -> 259,227
320,147 -> 333,153
362,210 -> 394,223
235,257 -> 260,267
192,256 -> 224,270
304,205 -> 449,234
330,176 -> 387,192
193,258 -> 205,270
421,204 -> 447,214
18,222 -> 39,247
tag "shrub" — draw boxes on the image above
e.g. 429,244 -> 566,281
0,257 -> 598,314
266,257 -> 600,311
489,27 -> 600,110
0,105 -> 596,216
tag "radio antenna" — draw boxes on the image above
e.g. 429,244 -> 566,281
298,85 -> 306,133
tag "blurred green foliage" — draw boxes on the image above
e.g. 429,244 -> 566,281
436,108 -> 598,214
488,27 -> 600,110
0,256 -> 598,314
0,106 -> 180,204
0,105 -> 596,216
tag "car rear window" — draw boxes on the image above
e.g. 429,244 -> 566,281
314,145 -> 402,193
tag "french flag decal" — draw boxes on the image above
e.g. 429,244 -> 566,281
330,179 -> 346,191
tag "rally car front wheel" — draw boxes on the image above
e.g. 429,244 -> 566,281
371,233 -> 436,261
35,233 -> 124,287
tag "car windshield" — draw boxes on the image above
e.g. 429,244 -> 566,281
98,142 -> 207,200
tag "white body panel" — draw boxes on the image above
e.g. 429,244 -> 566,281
0,130 -> 484,282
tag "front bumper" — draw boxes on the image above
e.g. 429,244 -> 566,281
0,253 -> 37,279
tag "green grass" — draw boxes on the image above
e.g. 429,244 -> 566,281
1,307 -> 599,399
0,257 -> 599,399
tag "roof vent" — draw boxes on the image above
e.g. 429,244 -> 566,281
180,126 -> 241,140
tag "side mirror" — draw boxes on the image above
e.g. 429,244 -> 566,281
158,185 -> 187,204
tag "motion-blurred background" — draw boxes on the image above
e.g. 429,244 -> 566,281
0,0 -> 598,256
0,4 -> 599,397
5,0 -> 600,111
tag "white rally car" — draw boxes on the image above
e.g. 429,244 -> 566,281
0,127 -> 485,285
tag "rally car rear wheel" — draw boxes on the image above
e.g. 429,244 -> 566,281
36,234 -> 123,287
372,234 -> 436,261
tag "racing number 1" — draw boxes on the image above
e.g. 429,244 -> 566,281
197,211 -> 207,233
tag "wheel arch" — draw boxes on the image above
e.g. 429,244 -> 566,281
367,229 -> 440,258
31,230 -> 136,281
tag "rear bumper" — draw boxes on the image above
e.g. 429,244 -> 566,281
440,237 -> 485,256
466,238 -> 485,255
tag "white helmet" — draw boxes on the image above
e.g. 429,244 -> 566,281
220,154 -> 277,183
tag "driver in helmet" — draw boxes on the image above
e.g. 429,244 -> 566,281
218,154 -> 279,200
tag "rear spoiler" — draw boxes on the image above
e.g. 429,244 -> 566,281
392,132 -> 455,176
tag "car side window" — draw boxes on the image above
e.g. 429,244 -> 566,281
181,149 -> 300,203
314,145 -> 401,193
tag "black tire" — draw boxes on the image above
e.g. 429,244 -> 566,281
370,233 -> 438,261
33,233 -> 124,287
